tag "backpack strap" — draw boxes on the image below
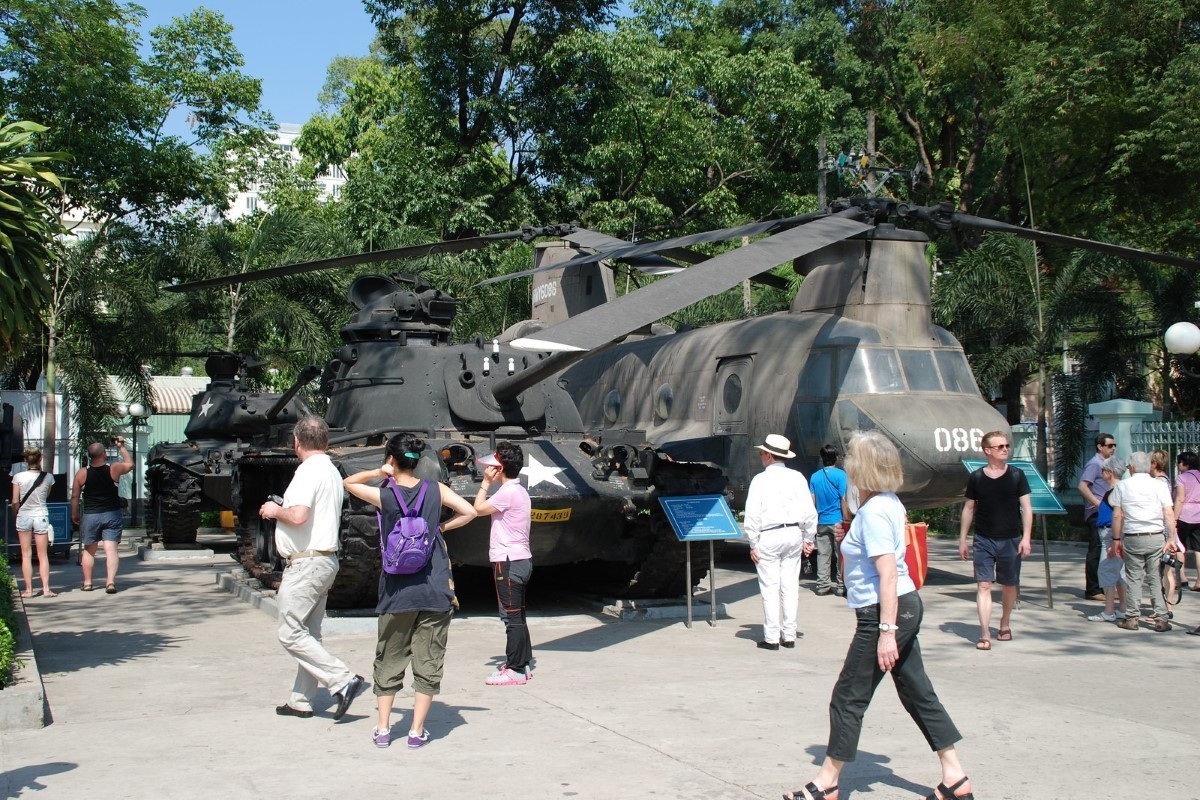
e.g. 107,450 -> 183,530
19,471 -> 47,506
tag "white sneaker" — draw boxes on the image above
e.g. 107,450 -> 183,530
1087,611 -> 1118,622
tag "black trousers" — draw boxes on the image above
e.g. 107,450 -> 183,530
826,592 -> 961,762
493,558 -> 533,671
1084,520 -> 1102,597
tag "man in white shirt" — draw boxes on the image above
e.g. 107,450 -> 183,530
259,416 -> 364,719
1110,451 -> 1176,631
743,434 -> 818,650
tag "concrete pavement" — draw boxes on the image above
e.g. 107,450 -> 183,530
2,537 -> 1198,799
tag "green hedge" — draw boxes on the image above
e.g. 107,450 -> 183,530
0,552 -> 17,688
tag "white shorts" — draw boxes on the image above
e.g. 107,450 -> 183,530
15,510 -> 53,535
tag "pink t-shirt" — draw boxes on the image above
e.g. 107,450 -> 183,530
488,479 -> 532,562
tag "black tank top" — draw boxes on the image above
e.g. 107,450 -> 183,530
82,464 -> 121,513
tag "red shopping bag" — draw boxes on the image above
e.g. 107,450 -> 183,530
905,522 -> 929,589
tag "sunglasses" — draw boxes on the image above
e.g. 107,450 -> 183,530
986,443 -> 1011,450
1100,442 -> 1116,448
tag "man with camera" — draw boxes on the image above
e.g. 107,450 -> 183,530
1109,451 -> 1177,631
71,437 -> 134,593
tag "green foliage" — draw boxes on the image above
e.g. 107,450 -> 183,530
1052,372 -> 1087,489
0,551 -> 17,687
0,119 -> 66,350
0,0 -> 272,226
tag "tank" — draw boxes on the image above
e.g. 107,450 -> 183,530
231,275 -> 725,608
143,354 -> 319,545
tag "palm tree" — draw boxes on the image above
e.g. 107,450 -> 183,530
932,233 -> 1141,481
0,119 -> 66,350
158,209 -> 352,382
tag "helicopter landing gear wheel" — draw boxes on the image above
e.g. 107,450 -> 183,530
153,468 -> 201,546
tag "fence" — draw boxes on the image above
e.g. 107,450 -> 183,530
1129,421 -> 1200,466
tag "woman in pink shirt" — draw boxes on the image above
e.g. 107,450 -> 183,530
473,441 -> 533,685
1173,451 -> 1200,594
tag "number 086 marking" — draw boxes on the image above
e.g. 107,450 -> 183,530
934,427 -> 984,452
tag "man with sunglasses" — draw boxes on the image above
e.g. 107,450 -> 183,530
1078,433 -> 1118,600
959,431 -> 1032,650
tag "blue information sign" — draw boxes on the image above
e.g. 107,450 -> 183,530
45,502 -> 73,545
961,459 -> 1066,515
658,495 -> 744,542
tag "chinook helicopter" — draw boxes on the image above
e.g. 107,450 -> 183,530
167,198 -> 1199,606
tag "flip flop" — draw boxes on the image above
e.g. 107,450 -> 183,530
81,584 -> 95,591
976,639 -> 991,651
998,628 -> 1013,641
1187,627 -> 1200,636
20,590 -> 34,598
43,591 -> 58,598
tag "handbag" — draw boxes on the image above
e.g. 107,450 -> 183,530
905,522 -> 929,590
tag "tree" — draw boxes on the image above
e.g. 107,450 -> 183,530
156,209 -> 353,381
0,120 -> 65,350
0,0 -> 273,469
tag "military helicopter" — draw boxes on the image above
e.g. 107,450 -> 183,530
166,198 -> 1199,606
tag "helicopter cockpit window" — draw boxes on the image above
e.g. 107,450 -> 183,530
722,373 -> 743,413
841,348 -> 904,394
898,350 -> 942,392
604,389 -> 622,423
935,350 -> 980,394
798,350 -> 833,397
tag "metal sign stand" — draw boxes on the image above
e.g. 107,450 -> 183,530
1040,516 -> 1054,609
683,540 -> 719,629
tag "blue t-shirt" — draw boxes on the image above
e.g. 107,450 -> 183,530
809,466 -> 848,525
841,492 -> 918,609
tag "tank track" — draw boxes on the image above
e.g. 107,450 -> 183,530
147,466 -> 202,546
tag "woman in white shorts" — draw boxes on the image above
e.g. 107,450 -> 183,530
11,447 -> 57,598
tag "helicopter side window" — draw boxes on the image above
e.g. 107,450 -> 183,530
722,373 -> 743,414
898,350 -> 943,392
935,350 -> 980,394
840,348 -> 904,394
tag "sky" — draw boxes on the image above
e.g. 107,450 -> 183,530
140,0 -> 378,127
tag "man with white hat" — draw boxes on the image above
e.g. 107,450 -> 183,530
744,434 -> 818,649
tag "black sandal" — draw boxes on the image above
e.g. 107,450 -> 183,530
928,776 -> 974,799
783,782 -> 838,800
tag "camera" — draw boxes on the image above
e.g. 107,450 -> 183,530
1161,552 -> 1183,569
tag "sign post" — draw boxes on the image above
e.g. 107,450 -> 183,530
962,460 -> 1066,608
658,494 -> 743,628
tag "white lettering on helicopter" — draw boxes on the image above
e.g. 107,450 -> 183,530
933,427 -> 984,453
532,281 -> 558,305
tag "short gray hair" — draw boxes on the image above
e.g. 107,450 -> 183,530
1127,451 -> 1151,474
1101,455 -> 1126,476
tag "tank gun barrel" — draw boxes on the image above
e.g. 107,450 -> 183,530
491,347 -> 614,403
265,365 -> 321,422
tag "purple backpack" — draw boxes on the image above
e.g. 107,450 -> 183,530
378,479 -> 436,575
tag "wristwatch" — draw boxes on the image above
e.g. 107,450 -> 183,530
877,623 -> 899,632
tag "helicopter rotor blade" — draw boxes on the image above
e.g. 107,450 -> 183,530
512,211 -> 871,353
163,224 -> 578,293
899,204 -> 1200,269
480,227 -> 791,289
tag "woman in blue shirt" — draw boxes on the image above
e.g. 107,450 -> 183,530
784,431 -> 974,800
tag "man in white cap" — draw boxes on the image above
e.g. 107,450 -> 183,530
744,434 -> 818,649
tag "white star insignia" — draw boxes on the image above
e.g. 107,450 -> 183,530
520,455 -> 565,489
199,398 -> 213,416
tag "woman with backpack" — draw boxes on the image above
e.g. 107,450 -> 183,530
342,433 -> 476,749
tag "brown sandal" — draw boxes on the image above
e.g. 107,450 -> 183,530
975,639 -> 991,650
997,628 -> 1012,641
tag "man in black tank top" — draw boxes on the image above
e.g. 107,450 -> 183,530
71,438 -> 134,593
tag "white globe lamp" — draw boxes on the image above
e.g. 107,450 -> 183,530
1165,321 -> 1200,355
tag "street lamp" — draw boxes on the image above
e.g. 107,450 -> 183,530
116,401 -> 151,527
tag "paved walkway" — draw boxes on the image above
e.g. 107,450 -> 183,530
2,538 -> 1198,799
